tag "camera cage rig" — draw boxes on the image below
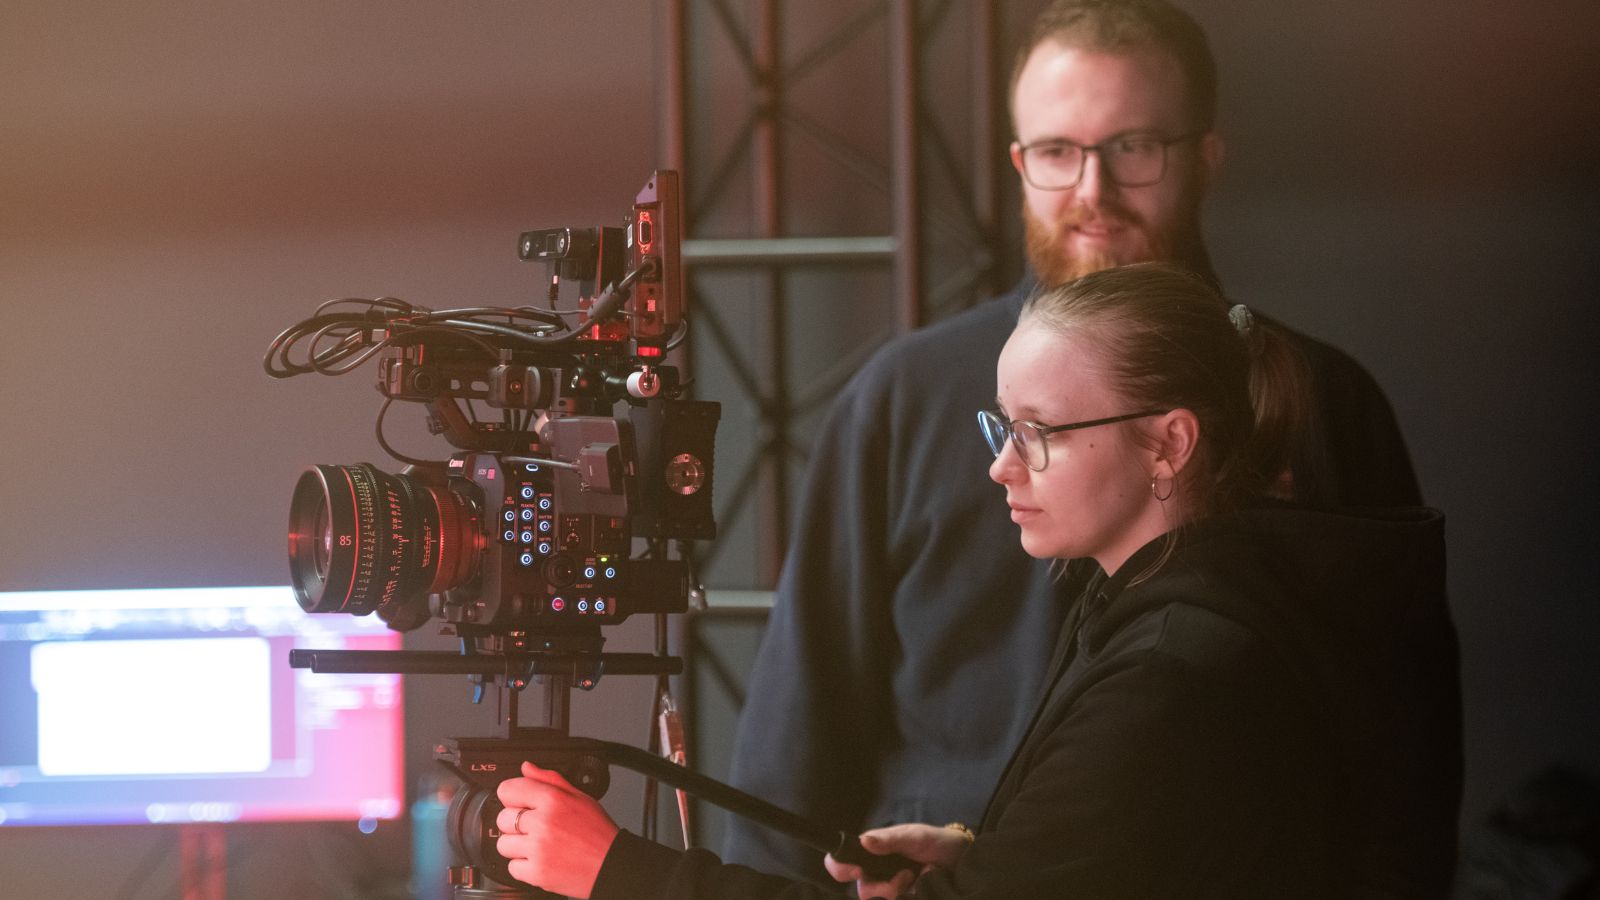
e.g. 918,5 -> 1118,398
265,170 -> 909,897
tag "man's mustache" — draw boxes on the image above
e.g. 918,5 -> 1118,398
1052,201 -> 1141,232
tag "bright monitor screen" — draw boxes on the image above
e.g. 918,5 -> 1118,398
0,586 -> 403,826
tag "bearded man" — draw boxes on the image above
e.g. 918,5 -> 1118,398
722,0 -> 1440,890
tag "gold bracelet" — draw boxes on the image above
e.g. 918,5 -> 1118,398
943,822 -> 976,843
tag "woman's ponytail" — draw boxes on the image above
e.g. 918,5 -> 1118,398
1238,310 -> 1325,507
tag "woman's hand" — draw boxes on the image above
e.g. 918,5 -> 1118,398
823,823 -> 975,900
495,761 -> 620,900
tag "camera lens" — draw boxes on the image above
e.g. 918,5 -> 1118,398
288,464 -> 479,627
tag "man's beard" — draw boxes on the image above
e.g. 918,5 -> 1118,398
1023,198 -> 1199,289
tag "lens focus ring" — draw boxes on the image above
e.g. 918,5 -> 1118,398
289,464 -> 428,617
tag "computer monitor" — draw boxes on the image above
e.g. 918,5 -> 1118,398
0,585 -> 404,827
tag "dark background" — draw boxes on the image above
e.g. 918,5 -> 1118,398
2,1 -> 1596,896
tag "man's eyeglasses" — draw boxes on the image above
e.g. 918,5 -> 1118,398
1014,133 -> 1201,190
978,408 -> 1168,472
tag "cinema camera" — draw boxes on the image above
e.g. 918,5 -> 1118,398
266,170 -> 908,898
270,171 -> 712,643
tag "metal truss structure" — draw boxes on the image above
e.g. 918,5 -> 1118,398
658,0 -> 1036,588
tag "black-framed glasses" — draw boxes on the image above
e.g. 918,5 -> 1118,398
1014,132 -> 1201,190
977,408 -> 1168,472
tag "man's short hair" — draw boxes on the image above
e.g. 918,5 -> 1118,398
1010,0 -> 1218,133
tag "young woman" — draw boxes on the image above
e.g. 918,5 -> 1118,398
488,263 -> 1460,899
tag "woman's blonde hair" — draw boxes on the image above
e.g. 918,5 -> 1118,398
1020,261 -> 1324,517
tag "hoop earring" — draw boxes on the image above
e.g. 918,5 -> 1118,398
1151,475 -> 1174,502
